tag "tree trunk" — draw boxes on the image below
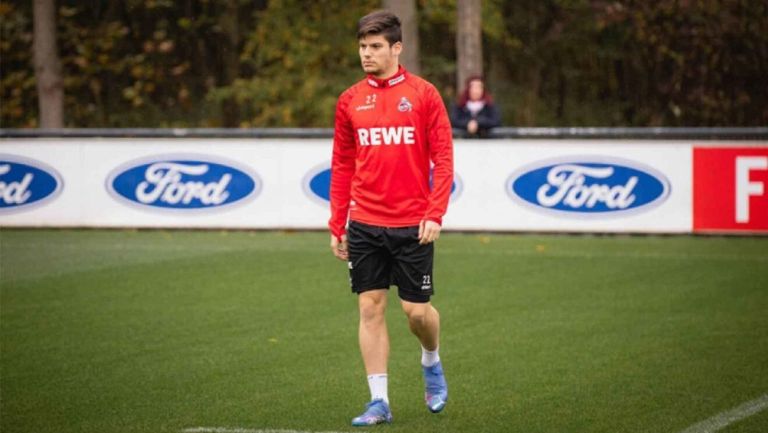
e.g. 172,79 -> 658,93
456,0 -> 482,94
383,0 -> 420,74
219,0 -> 240,127
33,0 -> 64,128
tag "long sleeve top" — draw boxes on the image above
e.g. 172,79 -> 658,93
329,66 -> 454,239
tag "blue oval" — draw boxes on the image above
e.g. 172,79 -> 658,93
429,170 -> 460,198
308,167 -> 332,202
305,166 -> 461,204
507,158 -> 670,214
108,157 -> 259,210
0,157 -> 62,211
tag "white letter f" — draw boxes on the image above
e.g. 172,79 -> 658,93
735,156 -> 768,223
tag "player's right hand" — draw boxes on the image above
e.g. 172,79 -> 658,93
330,234 -> 349,261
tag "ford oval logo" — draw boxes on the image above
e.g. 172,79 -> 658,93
303,163 -> 462,205
0,155 -> 63,212
304,165 -> 332,204
107,155 -> 261,211
507,157 -> 670,215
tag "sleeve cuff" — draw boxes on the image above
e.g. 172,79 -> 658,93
329,226 -> 347,241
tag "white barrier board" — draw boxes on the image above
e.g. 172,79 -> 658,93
1,138 -> 694,232
448,139 -> 692,232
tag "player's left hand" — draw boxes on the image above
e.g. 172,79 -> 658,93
330,234 -> 349,261
419,220 -> 441,245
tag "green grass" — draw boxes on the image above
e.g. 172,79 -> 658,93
1,229 -> 767,433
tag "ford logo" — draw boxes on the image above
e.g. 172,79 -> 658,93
303,163 -> 462,205
107,155 -> 261,211
304,164 -> 333,204
0,155 -> 63,212
507,157 -> 670,215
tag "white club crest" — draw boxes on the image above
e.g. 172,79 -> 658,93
398,97 -> 413,112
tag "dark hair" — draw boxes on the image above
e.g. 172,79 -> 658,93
357,10 -> 402,45
457,75 -> 494,106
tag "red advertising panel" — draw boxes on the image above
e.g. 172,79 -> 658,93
694,147 -> 768,233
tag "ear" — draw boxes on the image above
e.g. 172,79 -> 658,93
391,41 -> 403,56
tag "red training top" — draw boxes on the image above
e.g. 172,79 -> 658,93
329,66 -> 454,239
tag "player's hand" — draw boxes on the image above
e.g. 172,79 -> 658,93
418,220 -> 441,245
330,234 -> 349,261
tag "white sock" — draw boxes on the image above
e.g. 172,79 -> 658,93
421,346 -> 440,367
367,374 -> 388,403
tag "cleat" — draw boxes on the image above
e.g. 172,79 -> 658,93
351,399 -> 393,427
423,361 -> 448,413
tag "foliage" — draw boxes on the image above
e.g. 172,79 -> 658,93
209,0 -> 378,127
418,0 -> 458,102
478,0 -> 768,126
622,0 -> 768,125
2,0 -> 268,127
0,2 -> 37,127
1,0 -> 766,127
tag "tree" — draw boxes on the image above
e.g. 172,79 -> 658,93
32,0 -> 63,127
383,0 -> 420,74
218,0 -> 243,127
455,0 -> 482,94
620,0 -> 768,125
210,0 -> 379,127
2,0 -> 766,128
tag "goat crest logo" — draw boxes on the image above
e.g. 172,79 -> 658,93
398,97 -> 413,112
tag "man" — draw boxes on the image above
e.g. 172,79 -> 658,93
328,10 -> 454,427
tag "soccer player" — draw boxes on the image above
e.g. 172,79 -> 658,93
328,10 -> 454,427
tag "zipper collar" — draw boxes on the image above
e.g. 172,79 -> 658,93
366,65 -> 407,89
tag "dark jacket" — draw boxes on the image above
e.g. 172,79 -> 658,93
449,102 -> 501,137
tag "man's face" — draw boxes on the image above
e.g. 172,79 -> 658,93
359,34 -> 401,78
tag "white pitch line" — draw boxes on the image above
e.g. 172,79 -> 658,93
678,394 -> 768,433
183,428 -> 363,433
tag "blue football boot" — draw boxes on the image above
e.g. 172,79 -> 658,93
351,399 -> 393,427
423,361 -> 448,413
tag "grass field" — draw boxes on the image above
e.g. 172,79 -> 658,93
1,229 -> 767,433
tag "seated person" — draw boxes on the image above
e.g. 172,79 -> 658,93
450,76 -> 501,137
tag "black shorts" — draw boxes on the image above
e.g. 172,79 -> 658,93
347,220 -> 434,303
